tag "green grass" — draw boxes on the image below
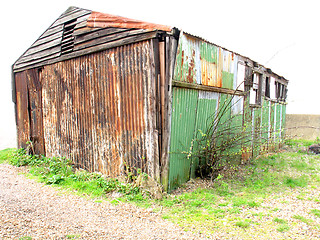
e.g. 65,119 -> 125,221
1,139 -> 320,238
285,139 -> 316,148
273,217 -> 287,224
0,148 -> 15,163
235,219 -> 251,228
0,148 -> 146,203
154,145 -> 320,236
285,176 -> 309,188
310,209 -> 320,218
66,234 -> 80,239
293,214 -> 313,225
277,224 -> 290,232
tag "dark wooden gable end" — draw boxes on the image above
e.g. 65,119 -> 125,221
13,6 -> 166,72
12,7 -> 178,183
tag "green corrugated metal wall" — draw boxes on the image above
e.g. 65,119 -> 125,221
168,32 -> 288,191
168,89 -> 287,190
168,87 -> 219,189
261,98 -> 270,152
191,91 -> 219,177
215,94 -> 244,162
169,88 -> 198,188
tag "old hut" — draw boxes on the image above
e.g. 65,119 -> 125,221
12,6 -> 288,191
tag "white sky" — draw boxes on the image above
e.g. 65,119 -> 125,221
1,0 -> 319,149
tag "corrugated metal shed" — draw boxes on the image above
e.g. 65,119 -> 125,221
12,6 -> 289,191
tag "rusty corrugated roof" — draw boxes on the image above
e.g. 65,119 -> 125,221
87,11 -> 172,32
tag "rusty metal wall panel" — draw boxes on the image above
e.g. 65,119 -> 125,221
40,40 -> 159,177
174,34 -> 200,84
14,72 -> 30,149
173,33 -> 237,89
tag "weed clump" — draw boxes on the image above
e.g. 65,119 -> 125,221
235,219 -> 251,228
7,148 -> 146,201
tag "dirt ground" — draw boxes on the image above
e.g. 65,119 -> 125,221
0,164 -> 207,240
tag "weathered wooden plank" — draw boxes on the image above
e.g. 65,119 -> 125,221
40,25 -> 64,39
26,69 -> 46,155
51,10 -> 91,28
160,36 -> 171,191
151,38 -> 161,181
31,32 -> 63,48
14,72 -> 30,149
64,21 -> 77,29
74,26 -> 101,36
146,39 -> 160,181
11,65 -> 16,104
23,38 -> 61,57
73,14 -> 100,32
45,15 -> 88,36
159,40 -> 166,171
68,14 -> 89,27
59,6 -> 82,17
73,31 -> 157,57
61,38 -> 74,45
74,29 -> 149,51
172,80 -> 247,96
74,21 -> 87,30
13,32 -> 158,72
16,46 -> 61,64
14,52 -> 61,70
74,27 -> 130,44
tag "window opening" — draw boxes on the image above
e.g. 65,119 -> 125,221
236,63 -> 246,91
275,82 -> 287,102
249,72 -> 262,106
270,77 -> 276,99
265,76 -> 270,98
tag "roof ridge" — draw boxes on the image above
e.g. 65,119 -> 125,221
87,11 -> 172,32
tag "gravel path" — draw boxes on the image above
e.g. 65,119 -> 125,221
0,164 -> 206,240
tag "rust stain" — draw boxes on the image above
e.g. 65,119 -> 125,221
186,49 -> 195,83
87,11 -> 172,32
181,50 -> 185,76
201,59 -> 217,87
34,40 -> 157,177
187,67 -> 193,83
